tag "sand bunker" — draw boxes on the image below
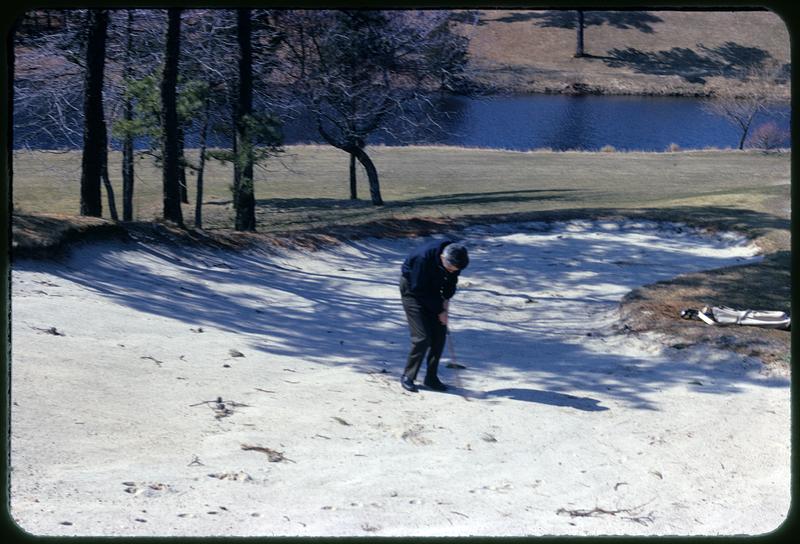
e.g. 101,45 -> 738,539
10,220 -> 790,536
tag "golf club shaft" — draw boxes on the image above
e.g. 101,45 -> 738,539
447,328 -> 470,402
447,328 -> 457,365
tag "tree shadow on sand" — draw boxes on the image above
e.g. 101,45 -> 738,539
32,218 -> 789,412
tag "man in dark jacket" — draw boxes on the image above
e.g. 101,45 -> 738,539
399,238 -> 469,392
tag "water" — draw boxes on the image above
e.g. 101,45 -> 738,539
283,94 -> 790,152
15,94 -> 791,152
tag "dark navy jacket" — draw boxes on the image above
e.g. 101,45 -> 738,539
400,238 -> 460,314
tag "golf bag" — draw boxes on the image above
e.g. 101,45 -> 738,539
680,305 -> 791,330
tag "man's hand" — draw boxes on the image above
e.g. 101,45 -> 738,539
438,310 -> 448,325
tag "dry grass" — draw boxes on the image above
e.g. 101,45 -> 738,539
619,249 -> 790,365
13,145 -> 791,232
459,9 -> 790,97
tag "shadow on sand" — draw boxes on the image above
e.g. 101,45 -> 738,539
28,218 -> 788,412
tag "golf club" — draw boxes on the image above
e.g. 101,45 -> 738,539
446,327 -> 470,402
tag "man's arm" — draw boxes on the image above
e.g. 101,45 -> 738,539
438,299 -> 449,325
441,272 -> 458,300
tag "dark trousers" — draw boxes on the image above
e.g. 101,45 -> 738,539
400,277 -> 447,381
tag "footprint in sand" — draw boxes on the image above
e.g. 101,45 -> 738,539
122,481 -> 172,497
400,424 -> 432,445
207,471 -> 254,482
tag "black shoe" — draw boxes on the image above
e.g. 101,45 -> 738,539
401,375 -> 418,393
423,376 -> 448,392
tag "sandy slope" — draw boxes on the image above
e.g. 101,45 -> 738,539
9,220 -> 790,537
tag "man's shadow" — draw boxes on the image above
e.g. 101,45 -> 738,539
432,384 -> 609,411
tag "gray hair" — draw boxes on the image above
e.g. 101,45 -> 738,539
442,243 -> 469,270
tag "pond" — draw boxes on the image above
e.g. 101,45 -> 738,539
15,93 -> 790,152
282,93 -> 791,152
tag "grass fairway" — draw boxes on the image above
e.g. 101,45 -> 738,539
12,145 -> 791,363
13,145 -> 790,234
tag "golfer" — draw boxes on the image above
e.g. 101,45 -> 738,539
399,238 -> 469,392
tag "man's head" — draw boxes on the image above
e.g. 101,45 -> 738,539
441,243 -> 469,273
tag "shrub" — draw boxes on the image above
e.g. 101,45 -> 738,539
746,122 -> 790,152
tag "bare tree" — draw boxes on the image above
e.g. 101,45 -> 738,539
80,9 -> 117,219
703,62 -> 785,150
110,10 -> 219,222
746,121 -> 789,152
161,7 -> 183,225
15,9 -> 169,220
14,10 -> 85,151
179,9 -> 238,229
105,10 -> 168,221
278,10 -> 470,206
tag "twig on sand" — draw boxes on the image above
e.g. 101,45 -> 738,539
190,397 -> 250,419
141,356 -> 164,366
187,455 -> 205,467
556,505 -> 654,526
241,444 -> 296,463
31,325 -> 65,336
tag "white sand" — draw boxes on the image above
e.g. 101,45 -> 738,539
10,220 -> 790,537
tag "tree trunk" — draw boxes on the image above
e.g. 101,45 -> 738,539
316,120 -> 383,206
7,21 -> 14,214
738,124 -> 751,150
178,126 -> 188,203
234,8 -> 256,231
349,152 -> 357,199
122,117 -> 134,220
575,10 -> 585,58
101,163 -> 119,221
352,147 -> 383,206
738,112 -> 758,150
195,97 -> 210,229
121,9 -> 134,221
3,21 -> 14,389
80,9 -> 108,217
161,8 -> 184,226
